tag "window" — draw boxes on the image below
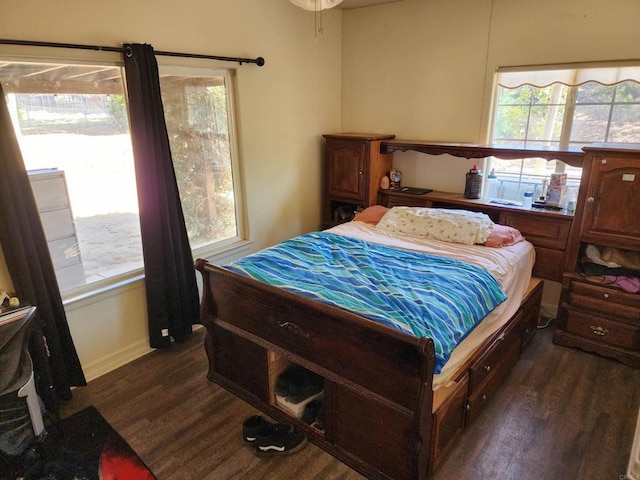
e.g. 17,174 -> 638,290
488,64 -> 640,203
1,58 -> 242,296
158,66 -> 241,252
1,61 -> 142,293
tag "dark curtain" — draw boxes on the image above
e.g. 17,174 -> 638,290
123,43 -> 200,348
0,84 -> 86,412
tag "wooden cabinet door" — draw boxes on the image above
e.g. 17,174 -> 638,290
581,155 -> 640,250
326,139 -> 368,202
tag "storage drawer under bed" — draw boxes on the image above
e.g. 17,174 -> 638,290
468,316 -> 522,392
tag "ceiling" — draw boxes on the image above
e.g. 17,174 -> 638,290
340,0 -> 404,9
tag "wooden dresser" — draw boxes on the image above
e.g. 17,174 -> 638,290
554,144 -> 640,367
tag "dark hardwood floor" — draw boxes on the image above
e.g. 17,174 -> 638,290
59,325 -> 640,480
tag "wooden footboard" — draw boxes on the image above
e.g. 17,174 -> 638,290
195,259 -> 542,480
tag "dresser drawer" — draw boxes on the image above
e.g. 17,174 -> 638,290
569,281 -> 640,323
565,309 -> 640,349
499,211 -> 571,250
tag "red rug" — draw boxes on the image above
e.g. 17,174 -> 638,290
0,406 -> 156,480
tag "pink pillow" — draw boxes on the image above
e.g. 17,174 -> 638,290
484,224 -> 525,247
353,205 -> 390,224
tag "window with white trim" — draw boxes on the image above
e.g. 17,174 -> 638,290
158,65 -> 242,253
1,58 -> 243,296
488,64 -> 640,204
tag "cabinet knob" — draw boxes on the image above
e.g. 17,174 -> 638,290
359,171 -> 363,175
587,196 -> 595,204
483,365 -> 491,372
590,325 -> 609,336
603,293 -> 609,299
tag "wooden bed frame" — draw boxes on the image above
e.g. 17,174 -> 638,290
195,255 -> 542,480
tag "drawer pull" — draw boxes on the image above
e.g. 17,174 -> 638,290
590,325 -> 609,336
277,321 -> 310,338
603,293 -> 609,299
483,365 -> 491,372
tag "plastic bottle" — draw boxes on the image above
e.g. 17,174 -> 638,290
484,168 -> 499,199
564,186 -> 578,214
522,188 -> 534,209
464,164 -> 482,199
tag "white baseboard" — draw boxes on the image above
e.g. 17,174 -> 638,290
628,408 -> 640,480
82,339 -> 153,382
80,324 -> 204,382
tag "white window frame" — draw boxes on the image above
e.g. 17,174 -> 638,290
157,62 -> 248,260
487,62 -> 640,202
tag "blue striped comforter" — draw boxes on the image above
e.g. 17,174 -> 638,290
224,231 -> 507,373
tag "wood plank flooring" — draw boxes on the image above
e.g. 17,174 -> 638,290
59,325 -> 640,480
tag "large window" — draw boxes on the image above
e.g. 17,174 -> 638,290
1,58 -> 242,296
488,65 -> 640,203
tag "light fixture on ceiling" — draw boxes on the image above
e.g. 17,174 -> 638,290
289,0 -> 343,11
289,0 -> 343,38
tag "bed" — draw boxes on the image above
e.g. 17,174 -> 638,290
195,208 -> 542,480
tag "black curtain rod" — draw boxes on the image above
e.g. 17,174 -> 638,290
0,38 -> 265,67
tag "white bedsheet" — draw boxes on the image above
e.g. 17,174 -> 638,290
327,221 -> 535,388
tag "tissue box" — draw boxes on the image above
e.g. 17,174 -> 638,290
550,173 -> 567,186
546,185 -> 566,206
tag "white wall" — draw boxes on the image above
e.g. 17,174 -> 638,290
0,0 -> 343,380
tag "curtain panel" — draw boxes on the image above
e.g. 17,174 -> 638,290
123,43 -> 200,348
0,84 -> 86,412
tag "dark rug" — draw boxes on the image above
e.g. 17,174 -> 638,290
0,406 -> 156,480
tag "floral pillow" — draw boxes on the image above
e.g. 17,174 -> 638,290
376,207 -> 494,245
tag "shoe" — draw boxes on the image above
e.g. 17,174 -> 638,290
286,369 -> 323,404
275,365 -> 306,397
301,398 -> 323,425
242,415 -> 293,445
253,430 -> 307,456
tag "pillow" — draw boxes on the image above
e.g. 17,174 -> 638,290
483,224 -> 525,248
376,207 -> 494,245
353,205 -> 390,224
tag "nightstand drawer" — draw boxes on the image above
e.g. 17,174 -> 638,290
565,309 -> 639,349
570,281 -> 640,323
